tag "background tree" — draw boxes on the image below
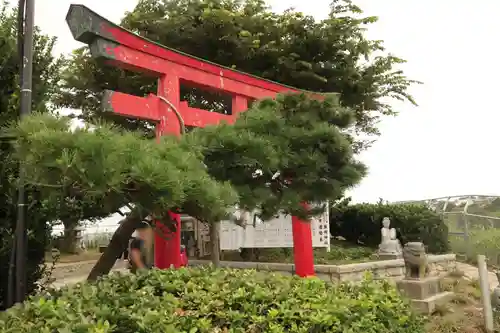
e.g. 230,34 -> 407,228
54,0 -> 419,150
0,1 -> 63,309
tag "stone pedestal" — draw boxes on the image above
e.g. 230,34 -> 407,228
397,276 -> 454,314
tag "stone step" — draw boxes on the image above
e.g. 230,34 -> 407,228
410,291 -> 455,314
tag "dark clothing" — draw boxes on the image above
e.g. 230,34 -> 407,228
128,238 -> 152,273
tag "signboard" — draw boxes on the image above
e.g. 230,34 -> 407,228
220,205 -> 330,250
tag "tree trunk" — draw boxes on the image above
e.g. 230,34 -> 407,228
61,220 -> 79,254
87,213 -> 141,281
210,221 -> 221,267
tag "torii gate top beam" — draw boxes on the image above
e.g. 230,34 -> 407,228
65,5 -> 324,99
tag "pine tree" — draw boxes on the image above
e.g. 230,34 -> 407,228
11,93 -> 365,277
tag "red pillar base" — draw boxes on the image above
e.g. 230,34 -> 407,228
292,215 -> 315,277
154,212 -> 181,269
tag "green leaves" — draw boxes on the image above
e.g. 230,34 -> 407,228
194,93 -> 366,220
9,113 -> 238,226
0,267 -> 426,332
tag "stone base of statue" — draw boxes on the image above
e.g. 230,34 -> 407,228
397,276 -> 454,314
376,241 -> 403,260
397,242 -> 453,314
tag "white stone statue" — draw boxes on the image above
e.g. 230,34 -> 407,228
228,206 -> 252,228
378,217 -> 402,257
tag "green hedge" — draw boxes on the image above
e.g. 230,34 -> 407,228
0,267 -> 425,332
0,214 -> 49,310
234,243 -> 373,264
330,200 -> 450,254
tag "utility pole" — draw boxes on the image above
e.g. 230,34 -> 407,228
13,0 -> 35,304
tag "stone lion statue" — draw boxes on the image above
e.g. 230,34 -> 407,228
402,242 -> 429,279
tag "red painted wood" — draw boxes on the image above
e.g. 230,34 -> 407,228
104,92 -> 233,127
231,95 -> 248,116
292,208 -> 315,277
180,102 -> 235,127
105,25 -> 301,96
97,42 -> 289,100
153,220 -> 168,269
105,92 -> 161,121
156,75 -> 181,137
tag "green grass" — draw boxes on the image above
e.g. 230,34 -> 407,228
443,211 -> 500,266
449,228 -> 500,267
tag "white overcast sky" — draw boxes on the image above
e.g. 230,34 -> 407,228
33,0 -> 500,203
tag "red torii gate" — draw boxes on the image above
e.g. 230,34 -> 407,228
66,4 -> 316,277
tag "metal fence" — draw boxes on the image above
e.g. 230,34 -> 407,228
81,232 -> 113,249
394,194 -> 500,266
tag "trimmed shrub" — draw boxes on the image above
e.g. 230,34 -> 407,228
233,242 -> 373,264
0,267 -> 426,332
330,200 -> 450,254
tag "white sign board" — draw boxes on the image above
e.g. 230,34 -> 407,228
220,206 -> 330,250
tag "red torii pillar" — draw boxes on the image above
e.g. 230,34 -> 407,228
66,4 -> 315,277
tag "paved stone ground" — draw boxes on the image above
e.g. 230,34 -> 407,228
49,259 -> 128,288
456,261 -> 499,290
50,268 -> 128,288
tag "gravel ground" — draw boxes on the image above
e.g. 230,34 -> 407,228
50,268 -> 129,288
